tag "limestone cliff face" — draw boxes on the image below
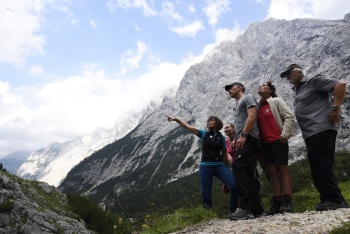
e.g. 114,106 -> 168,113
60,14 -> 350,207
16,109 -> 142,187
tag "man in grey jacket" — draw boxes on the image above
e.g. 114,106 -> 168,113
280,64 -> 348,211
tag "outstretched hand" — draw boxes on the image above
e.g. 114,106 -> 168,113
165,115 -> 176,122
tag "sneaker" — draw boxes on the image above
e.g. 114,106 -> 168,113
228,208 -> 254,220
280,197 -> 293,213
254,211 -> 266,218
266,198 -> 282,216
315,201 -> 338,211
222,184 -> 229,194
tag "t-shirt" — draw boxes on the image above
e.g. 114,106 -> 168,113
292,75 -> 338,139
258,101 -> 281,143
225,138 -> 235,162
234,94 -> 259,139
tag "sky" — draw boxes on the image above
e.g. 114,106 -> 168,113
1,0 -> 350,157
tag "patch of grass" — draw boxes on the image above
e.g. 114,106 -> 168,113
0,199 -> 14,212
139,206 -> 217,234
330,222 -> 350,234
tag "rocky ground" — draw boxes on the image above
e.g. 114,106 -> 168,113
171,208 -> 350,234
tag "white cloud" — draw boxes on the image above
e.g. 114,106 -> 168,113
0,58 -> 193,156
89,19 -> 100,29
161,1 -> 183,22
60,6 -> 80,26
203,0 -> 231,26
267,0 -> 350,20
28,65 -> 44,77
170,20 -> 205,37
134,22 -> 141,31
189,3 -> 196,13
107,0 -> 156,16
120,41 -> 148,74
200,23 -> 243,60
0,1 -> 48,68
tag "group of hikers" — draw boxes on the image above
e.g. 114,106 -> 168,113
166,63 -> 349,220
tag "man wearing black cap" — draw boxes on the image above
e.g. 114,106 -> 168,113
225,82 -> 264,220
280,64 -> 348,210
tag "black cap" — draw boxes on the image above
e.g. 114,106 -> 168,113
280,64 -> 303,78
224,82 -> 245,92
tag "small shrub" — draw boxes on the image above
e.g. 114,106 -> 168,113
0,200 -> 14,212
67,194 -> 132,234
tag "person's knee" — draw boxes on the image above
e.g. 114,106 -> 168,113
267,165 -> 278,173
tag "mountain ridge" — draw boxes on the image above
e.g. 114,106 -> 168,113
16,86 -> 177,187
59,14 -> 350,209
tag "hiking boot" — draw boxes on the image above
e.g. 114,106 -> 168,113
266,198 -> 282,216
222,184 -> 229,194
315,201 -> 338,211
228,208 -> 254,220
254,211 -> 266,218
280,197 -> 293,213
337,202 -> 349,209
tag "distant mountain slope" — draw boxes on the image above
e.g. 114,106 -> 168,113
60,14 -> 350,210
0,151 -> 31,174
16,86 -> 177,187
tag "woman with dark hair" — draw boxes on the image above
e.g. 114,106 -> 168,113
257,81 -> 295,215
166,115 -> 238,213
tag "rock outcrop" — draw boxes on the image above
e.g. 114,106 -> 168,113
0,171 -> 93,234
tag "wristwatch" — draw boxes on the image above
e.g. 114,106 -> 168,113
331,105 -> 340,110
240,132 -> 248,137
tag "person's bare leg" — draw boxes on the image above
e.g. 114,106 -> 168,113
276,165 -> 293,195
267,165 -> 281,196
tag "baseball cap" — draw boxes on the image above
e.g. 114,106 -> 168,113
224,82 -> 245,92
280,64 -> 303,78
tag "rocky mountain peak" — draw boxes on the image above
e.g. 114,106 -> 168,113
59,15 -> 350,210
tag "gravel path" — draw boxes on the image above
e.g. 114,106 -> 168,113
171,209 -> 350,234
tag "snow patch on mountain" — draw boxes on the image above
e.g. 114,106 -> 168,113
17,87 -> 177,187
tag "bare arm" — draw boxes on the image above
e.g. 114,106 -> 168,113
235,107 -> 257,149
165,115 -> 199,136
330,81 -> 346,123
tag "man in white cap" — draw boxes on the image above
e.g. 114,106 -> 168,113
280,64 -> 348,210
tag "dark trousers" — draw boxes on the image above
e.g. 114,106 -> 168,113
305,130 -> 344,203
232,135 -> 264,213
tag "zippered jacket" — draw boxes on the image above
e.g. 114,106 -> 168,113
264,97 -> 295,140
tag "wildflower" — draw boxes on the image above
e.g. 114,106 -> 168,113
145,214 -> 150,219
119,218 -> 122,224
